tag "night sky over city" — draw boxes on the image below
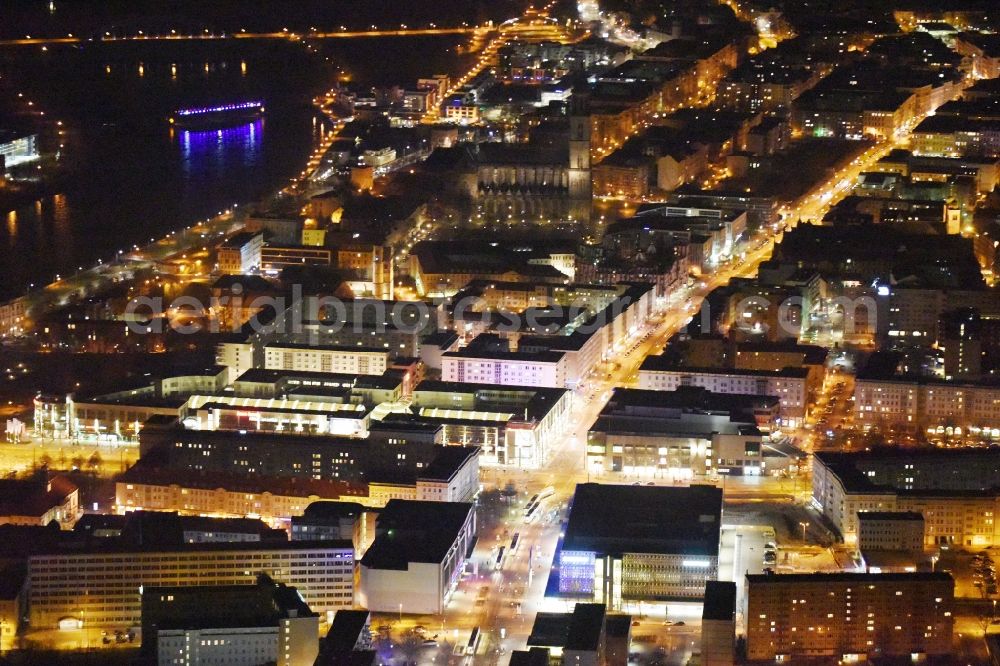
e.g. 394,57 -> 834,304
1,0 -> 1000,664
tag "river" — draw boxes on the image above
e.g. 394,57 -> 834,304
0,0 -> 521,300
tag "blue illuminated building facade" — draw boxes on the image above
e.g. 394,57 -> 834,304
557,483 -> 723,609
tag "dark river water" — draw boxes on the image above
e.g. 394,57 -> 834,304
0,1 -> 524,300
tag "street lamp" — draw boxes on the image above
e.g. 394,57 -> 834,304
799,521 -> 810,542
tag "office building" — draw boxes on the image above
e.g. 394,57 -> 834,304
586,387 -> 778,479
558,483 -> 722,608
290,502 -> 370,553
526,603 -> 619,666
408,380 -> 573,469
316,610 -> 374,665
27,539 -> 355,630
744,572 -> 954,662
260,245 -> 333,275
0,131 -> 39,167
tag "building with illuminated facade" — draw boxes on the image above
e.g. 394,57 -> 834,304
407,380 -> 573,469
0,131 -> 39,167
638,362 -> 808,428
744,572 -> 954,662
27,539 -> 355,630
557,483 -> 722,609
263,343 -> 391,376
586,388 -> 778,479
812,449 -> 1000,548
442,348 -> 569,389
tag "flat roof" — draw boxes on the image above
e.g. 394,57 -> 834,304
641,358 -> 810,378
418,447 -> 479,482
527,613 -> 572,648
360,500 -> 473,569
325,610 -> 371,654
703,581 -> 737,621
509,648 -> 552,666
443,348 -> 566,363
299,501 -> 367,522
562,483 -> 722,557
746,572 -> 952,584
857,511 -> 924,522
263,342 -> 389,354
566,603 -> 606,652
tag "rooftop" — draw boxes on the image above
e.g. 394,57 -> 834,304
857,511 -> 924,522
746,571 -> 953,585
360,500 -> 473,570
703,581 -> 737,622
324,610 -> 372,655
562,483 -> 723,557
418,446 -> 479,483
142,574 -> 315,632
566,603 -> 606,652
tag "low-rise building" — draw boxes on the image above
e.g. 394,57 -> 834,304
0,474 -> 79,527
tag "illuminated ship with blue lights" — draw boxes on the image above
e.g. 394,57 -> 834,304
169,101 -> 265,128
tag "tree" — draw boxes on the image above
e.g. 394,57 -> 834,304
396,632 -> 424,665
87,452 -> 102,474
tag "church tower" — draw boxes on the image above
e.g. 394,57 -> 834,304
568,90 -> 592,202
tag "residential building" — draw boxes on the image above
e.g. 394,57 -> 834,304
442,348 -> 569,389
0,474 -> 79,527
857,511 -> 925,553
813,449 -> 1000,548
263,343 -> 391,375
744,572 -> 954,662
142,575 -> 319,666
638,361 -> 808,428
216,231 -> 264,274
